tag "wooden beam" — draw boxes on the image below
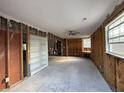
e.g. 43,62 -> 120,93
6,19 -> 10,88
20,23 -> 24,80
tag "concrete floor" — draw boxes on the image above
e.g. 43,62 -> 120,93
6,56 -> 111,92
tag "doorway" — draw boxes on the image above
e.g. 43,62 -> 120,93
57,41 -> 61,56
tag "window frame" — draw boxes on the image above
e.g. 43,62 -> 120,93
105,12 -> 124,59
83,38 -> 91,49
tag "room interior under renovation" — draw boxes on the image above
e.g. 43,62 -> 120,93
0,0 -> 124,92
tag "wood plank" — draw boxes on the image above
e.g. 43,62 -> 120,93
0,31 -> 6,90
116,59 -> 124,92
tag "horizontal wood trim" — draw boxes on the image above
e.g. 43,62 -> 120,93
29,27 -> 46,37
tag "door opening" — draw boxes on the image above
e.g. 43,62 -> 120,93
57,41 -> 61,56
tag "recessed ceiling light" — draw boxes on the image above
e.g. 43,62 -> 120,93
82,18 -> 87,22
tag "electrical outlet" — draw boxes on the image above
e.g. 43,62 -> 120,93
5,77 -> 9,83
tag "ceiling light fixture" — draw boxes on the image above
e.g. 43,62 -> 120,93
82,18 -> 87,22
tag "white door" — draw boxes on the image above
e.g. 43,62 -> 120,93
30,35 -> 48,75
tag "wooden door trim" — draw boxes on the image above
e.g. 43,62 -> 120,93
20,24 -> 24,80
6,20 -> 10,88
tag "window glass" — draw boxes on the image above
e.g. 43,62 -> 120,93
83,38 -> 91,48
109,44 -> 124,56
106,12 -> 124,57
120,37 -> 124,42
109,30 -> 113,38
120,24 -> 124,34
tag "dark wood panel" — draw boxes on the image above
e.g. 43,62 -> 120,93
91,26 -> 104,73
91,1 -> 124,91
0,31 -> 6,90
66,39 -> 82,56
116,59 -> 124,92
9,32 -> 21,85
105,55 -> 117,90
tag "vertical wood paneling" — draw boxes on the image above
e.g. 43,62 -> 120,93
105,55 -> 117,90
20,23 -> 23,80
91,26 -> 104,73
116,59 -> 124,92
0,31 -> 6,90
91,1 -> 124,91
0,17 -> 8,90
0,15 -> 49,90
9,32 -> 21,85
9,20 -> 22,85
67,39 -> 82,56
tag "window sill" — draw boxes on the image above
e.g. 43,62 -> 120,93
82,51 -> 91,54
105,52 -> 124,60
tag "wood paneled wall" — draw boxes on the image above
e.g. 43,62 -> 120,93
0,17 -> 8,90
91,1 -> 124,91
64,39 -> 82,56
0,16 -> 47,90
91,26 -> 104,73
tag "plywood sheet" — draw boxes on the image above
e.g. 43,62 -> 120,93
0,31 -> 6,90
9,32 -> 21,85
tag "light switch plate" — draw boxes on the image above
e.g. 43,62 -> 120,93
5,77 -> 9,83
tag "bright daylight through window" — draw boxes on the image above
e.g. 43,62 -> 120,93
83,38 -> 91,48
106,12 -> 124,58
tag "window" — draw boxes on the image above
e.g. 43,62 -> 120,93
83,38 -> 91,48
106,12 -> 124,58
82,38 -> 91,52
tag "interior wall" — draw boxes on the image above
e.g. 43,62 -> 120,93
48,32 -> 64,56
91,26 -> 104,73
91,1 -> 124,92
9,21 -> 22,85
64,39 -> 82,56
0,16 -> 23,89
0,15 -> 48,90
0,17 -> 7,90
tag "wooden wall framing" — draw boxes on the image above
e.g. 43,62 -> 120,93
48,32 -> 64,56
0,17 -> 8,90
91,1 -> 124,92
0,16 -> 48,90
29,27 -> 47,37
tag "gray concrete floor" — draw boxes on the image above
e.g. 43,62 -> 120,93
6,56 -> 111,92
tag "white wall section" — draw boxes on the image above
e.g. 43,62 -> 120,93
30,35 -> 48,75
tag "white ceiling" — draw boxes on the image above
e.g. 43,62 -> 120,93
0,0 -> 123,38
